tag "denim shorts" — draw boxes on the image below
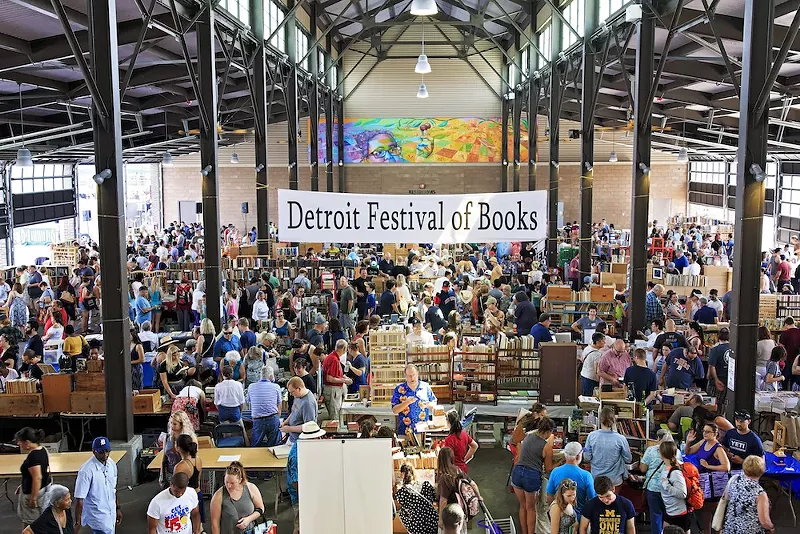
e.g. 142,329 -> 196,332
511,464 -> 542,493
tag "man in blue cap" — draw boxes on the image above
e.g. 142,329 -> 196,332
74,436 -> 121,534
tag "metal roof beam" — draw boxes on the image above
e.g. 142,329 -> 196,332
0,33 -> 32,55
7,0 -> 89,27
0,72 -> 68,92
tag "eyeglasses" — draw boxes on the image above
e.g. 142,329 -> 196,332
223,332 -> 232,336
702,429 -> 715,434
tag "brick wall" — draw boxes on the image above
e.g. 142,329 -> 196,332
162,162 -> 687,230
161,165 -> 337,227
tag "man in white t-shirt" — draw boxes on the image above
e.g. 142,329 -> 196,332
406,319 -> 435,351
706,289 -> 724,315
146,472 -> 200,534
579,332 -> 606,397
0,360 -> 19,393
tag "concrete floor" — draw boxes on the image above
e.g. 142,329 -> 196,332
0,447 -> 796,533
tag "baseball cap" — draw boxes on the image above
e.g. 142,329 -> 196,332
442,281 -> 450,287
92,436 -> 112,452
734,410 -> 751,421
314,314 -> 327,325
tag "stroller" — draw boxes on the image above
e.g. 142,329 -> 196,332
476,501 -> 516,534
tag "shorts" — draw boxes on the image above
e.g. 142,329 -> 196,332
511,465 -> 542,493
339,311 -> 356,330
665,513 -> 690,530
293,503 -> 299,529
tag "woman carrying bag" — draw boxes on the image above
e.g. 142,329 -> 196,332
14,427 -> 52,526
210,461 -> 266,534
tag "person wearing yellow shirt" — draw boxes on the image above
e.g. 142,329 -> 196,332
62,325 -> 87,371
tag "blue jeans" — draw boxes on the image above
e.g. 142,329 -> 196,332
252,414 -> 281,447
646,489 -> 665,534
581,376 -> 599,397
218,405 -> 241,423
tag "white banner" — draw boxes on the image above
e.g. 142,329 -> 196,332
278,189 -> 548,243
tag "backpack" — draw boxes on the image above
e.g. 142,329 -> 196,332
455,476 -> 481,520
677,462 -> 704,511
176,285 -> 189,306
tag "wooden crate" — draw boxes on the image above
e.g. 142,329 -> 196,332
51,245 -> 79,266
70,391 -> 105,413
73,372 -> 105,391
430,384 -> 452,402
590,286 -> 615,302
544,286 -> 572,302
86,360 -> 104,373
0,393 -> 44,416
370,385 -> 395,406
132,389 -> 162,414
372,366 -> 406,384
41,373 -> 72,413
371,348 -> 407,366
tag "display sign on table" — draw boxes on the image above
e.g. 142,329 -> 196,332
278,189 -> 548,243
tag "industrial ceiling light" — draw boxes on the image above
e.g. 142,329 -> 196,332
417,81 -> 429,99
608,131 -> 618,162
410,0 -> 437,16
16,147 -> 33,167
677,147 -> 689,163
415,20 -> 431,74
16,83 -> 33,167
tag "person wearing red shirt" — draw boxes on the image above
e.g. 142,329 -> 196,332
569,255 -> 580,291
321,339 -> 352,423
442,410 -> 478,474
778,255 -> 793,291
780,316 -> 800,389
43,302 -> 68,339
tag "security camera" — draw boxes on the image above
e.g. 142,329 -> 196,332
201,165 -> 213,176
255,164 -> 265,172
93,168 -> 112,185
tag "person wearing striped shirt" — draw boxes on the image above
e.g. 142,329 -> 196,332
248,366 -> 282,447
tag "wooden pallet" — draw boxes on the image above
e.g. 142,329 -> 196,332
370,384 -> 395,406
371,348 -> 407,366
372,366 -> 406,384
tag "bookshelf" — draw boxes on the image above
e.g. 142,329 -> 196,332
496,336 -> 539,406
600,398 -> 650,455
452,345 -> 496,404
408,345 -> 452,402
370,327 -> 407,405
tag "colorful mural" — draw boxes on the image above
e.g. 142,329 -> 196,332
315,117 -> 530,164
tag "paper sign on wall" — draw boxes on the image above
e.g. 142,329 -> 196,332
277,189 -> 548,243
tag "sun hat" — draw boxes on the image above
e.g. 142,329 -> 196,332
299,421 -> 326,439
458,289 -> 474,304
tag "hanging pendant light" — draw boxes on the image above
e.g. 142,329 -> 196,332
677,147 -> 689,163
415,20 -> 431,74
230,151 -> 239,164
608,131 -> 617,162
417,81 -> 429,99
162,110 -> 173,165
16,83 -> 33,167
410,0 -> 437,16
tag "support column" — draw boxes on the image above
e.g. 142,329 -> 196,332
251,0 -> 270,254
627,11 -> 655,339
197,0 -> 222,331
528,78 -> 539,191
730,0 -> 772,417
527,8 -> 538,192
547,16 -> 562,268
336,60 -> 345,192
90,0 -> 132,440
512,87 -> 523,192
309,1 -> 320,191
501,93 -> 510,192
325,35 -> 334,192
579,0 -> 599,287
286,0 -> 299,190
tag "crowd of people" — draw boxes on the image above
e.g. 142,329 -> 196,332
3,217 -> 791,534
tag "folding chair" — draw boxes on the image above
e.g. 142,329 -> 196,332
213,423 -> 246,448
